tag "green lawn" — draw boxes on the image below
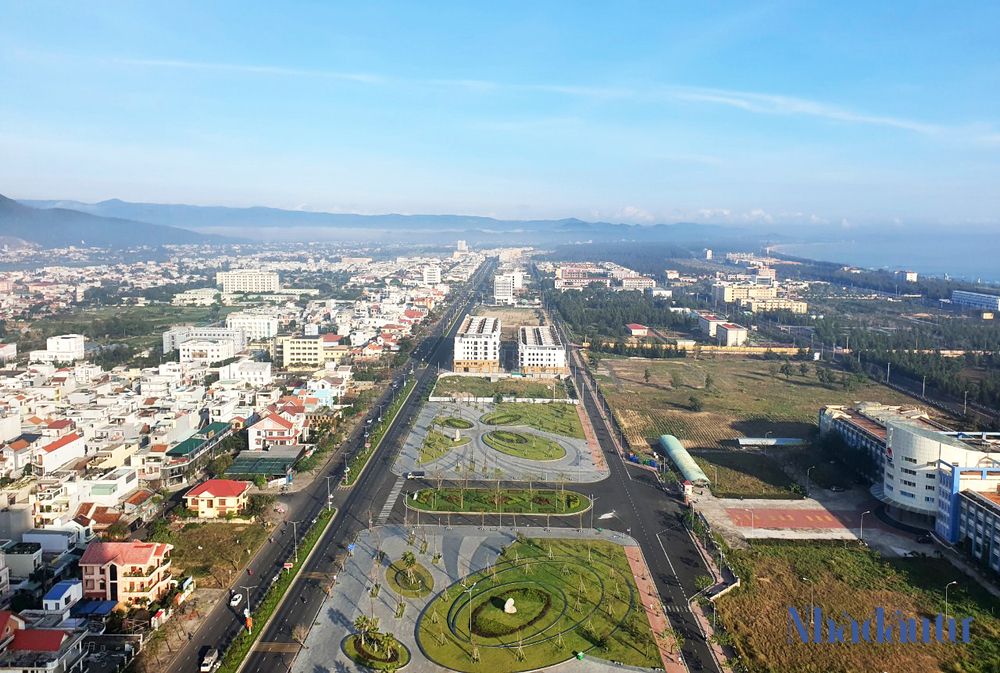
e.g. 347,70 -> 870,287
409,488 -> 589,514
692,451 -> 803,499
343,634 -> 411,671
437,417 -> 474,429
386,559 -> 435,598
481,403 -> 584,439
483,430 -> 566,461
416,537 -> 660,672
718,541 -> 1000,673
434,376 -> 567,399
419,429 -> 472,465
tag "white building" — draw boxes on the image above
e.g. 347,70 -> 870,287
493,273 -> 516,305
717,323 -> 749,347
952,290 -> 1000,312
696,313 -> 727,337
457,240 -> 468,252
423,265 -> 442,286
29,334 -> 86,364
518,325 -> 566,377
163,326 -> 247,352
216,269 -> 280,294
218,360 -> 273,387
0,343 -> 16,361
179,339 -> 237,364
453,316 -> 501,374
226,312 -> 279,341
171,288 -> 220,306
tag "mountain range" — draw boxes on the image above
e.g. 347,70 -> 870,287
18,197 -> 762,247
0,194 -> 232,248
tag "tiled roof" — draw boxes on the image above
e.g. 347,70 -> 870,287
41,432 -> 82,453
9,629 -> 67,652
185,479 -> 250,499
79,541 -> 172,567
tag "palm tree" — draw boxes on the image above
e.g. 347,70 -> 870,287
354,615 -> 370,648
401,551 -> 417,584
382,632 -> 398,659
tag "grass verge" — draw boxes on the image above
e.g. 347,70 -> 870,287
408,487 -> 589,514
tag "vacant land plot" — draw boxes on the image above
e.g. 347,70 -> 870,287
434,376 -> 567,400
169,521 -> 267,588
692,451 -> 802,499
599,358 -> 934,454
717,542 -> 1000,673
419,430 -> 471,465
477,307 -> 542,340
482,403 -> 584,439
409,487 -> 589,514
416,537 -> 660,672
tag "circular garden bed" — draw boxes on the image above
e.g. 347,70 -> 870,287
342,633 -> 411,671
481,410 -> 523,426
386,560 -> 434,598
440,417 -> 474,429
470,586 -> 554,638
483,431 -> 566,461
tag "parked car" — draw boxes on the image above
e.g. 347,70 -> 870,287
229,593 -> 243,608
916,535 -> 933,544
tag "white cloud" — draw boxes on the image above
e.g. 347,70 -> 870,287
615,205 -> 655,223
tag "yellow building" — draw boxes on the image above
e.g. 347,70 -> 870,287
183,479 -> 251,518
711,282 -> 777,304
738,298 -> 808,314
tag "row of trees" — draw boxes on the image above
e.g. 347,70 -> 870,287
546,287 -> 694,339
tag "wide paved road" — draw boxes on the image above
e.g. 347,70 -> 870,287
170,260 -> 493,673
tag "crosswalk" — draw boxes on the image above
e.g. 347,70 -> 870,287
662,604 -> 692,614
377,478 -> 404,524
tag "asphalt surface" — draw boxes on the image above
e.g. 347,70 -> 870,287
170,260 -> 494,673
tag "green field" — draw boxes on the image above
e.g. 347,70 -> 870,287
416,538 -> 660,672
435,376 -> 567,399
483,430 -> 566,461
419,429 -> 472,465
717,541 -> 1000,673
599,358 -> 933,453
692,451 -> 803,499
408,488 -> 589,514
481,403 -> 584,439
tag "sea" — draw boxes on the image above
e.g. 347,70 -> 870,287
775,230 -> 1000,286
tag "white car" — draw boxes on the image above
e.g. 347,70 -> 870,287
229,593 -> 243,608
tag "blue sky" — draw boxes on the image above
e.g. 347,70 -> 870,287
1,1 -> 998,228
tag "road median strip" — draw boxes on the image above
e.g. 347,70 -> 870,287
344,376 -> 418,486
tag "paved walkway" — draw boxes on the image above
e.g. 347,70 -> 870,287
392,401 -> 607,483
577,398 -> 607,471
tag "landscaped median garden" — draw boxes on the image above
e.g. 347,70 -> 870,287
481,402 -> 584,439
407,487 -> 590,514
419,428 -> 471,464
216,507 -> 335,673
415,537 -> 660,672
345,377 -> 417,485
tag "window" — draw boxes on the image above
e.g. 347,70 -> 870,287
900,490 -> 915,499
901,467 -> 917,476
926,473 -> 936,479
926,485 -> 935,491
925,496 -> 935,503
902,479 -> 917,488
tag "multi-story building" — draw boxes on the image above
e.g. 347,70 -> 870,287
28,335 -> 86,364
216,270 -> 279,294
218,360 -> 273,387
162,326 -> 247,353
34,433 -> 85,476
178,338 -> 237,364
517,326 -> 566,377
0,344 -> 16,362
493,273 -> 515,305
621,276 -> 655,291
716,323 -> 749,347
453,316 -> 501,374
171,288 -> 220,306
952,290 -> 1000,312
422,265 -> 442,286
696,313 -> 727,337
79,541 -> 173,607
183,479 -> 251,518
711,282 -> 777,304
225,312 -> 279,341
738,298 -> 808,314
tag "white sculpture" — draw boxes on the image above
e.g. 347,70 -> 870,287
455,428 -> 461,441
504,598 -> 517,614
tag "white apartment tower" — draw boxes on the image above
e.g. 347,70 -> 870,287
423,265 -> 442,286
29,334 -> 86,363
453,316 -> 501,373
493,273 -> 516,305
518,325 -> 566,377
216,269 -> 280,294
226,312 -> 279,341
457,240 -> 468,252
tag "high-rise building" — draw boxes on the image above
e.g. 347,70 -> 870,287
423,265 -> 442,286
493,273 -> 516,305
225,312 -> 279,341
216,270 -> 280,294
457,240 -> 468,252
453,316 -> 501,373
517,325 -> 566,376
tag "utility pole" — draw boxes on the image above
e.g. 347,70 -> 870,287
886,362 -> 890,384
291,520 -> 301,562
922,376 -> 926,398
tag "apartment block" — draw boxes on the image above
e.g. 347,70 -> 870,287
225,312 -> 279,340
162,326 -> 247,353
711,282 -> 777,304
216,269 -> 280,294
454,316 -> 501,373
79,541 -> 173,607
517,325 -> 567,376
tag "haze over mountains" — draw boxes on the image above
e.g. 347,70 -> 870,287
19,197 -> 754,247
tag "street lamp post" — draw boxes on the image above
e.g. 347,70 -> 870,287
325,476 -> 335,509
239,584 -> 256,611
806,465 -> 817,497
945,581 -> 958,623
589,496 -> 599,531
290,520 -> 301,562
713,465 -> 719,489
860,510 -> 871,542
801,577 -> 814,632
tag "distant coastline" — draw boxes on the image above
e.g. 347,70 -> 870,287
773,238 -> 1000,286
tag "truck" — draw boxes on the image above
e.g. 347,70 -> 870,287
200,648 -> 219,672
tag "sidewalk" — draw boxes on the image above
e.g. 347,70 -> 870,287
623,545 -> 687,673
686,529 -> 735,673
576,394 -> 607,471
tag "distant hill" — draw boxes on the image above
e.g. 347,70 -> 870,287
0,194 -> 234,248
20,198 -> 755,245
